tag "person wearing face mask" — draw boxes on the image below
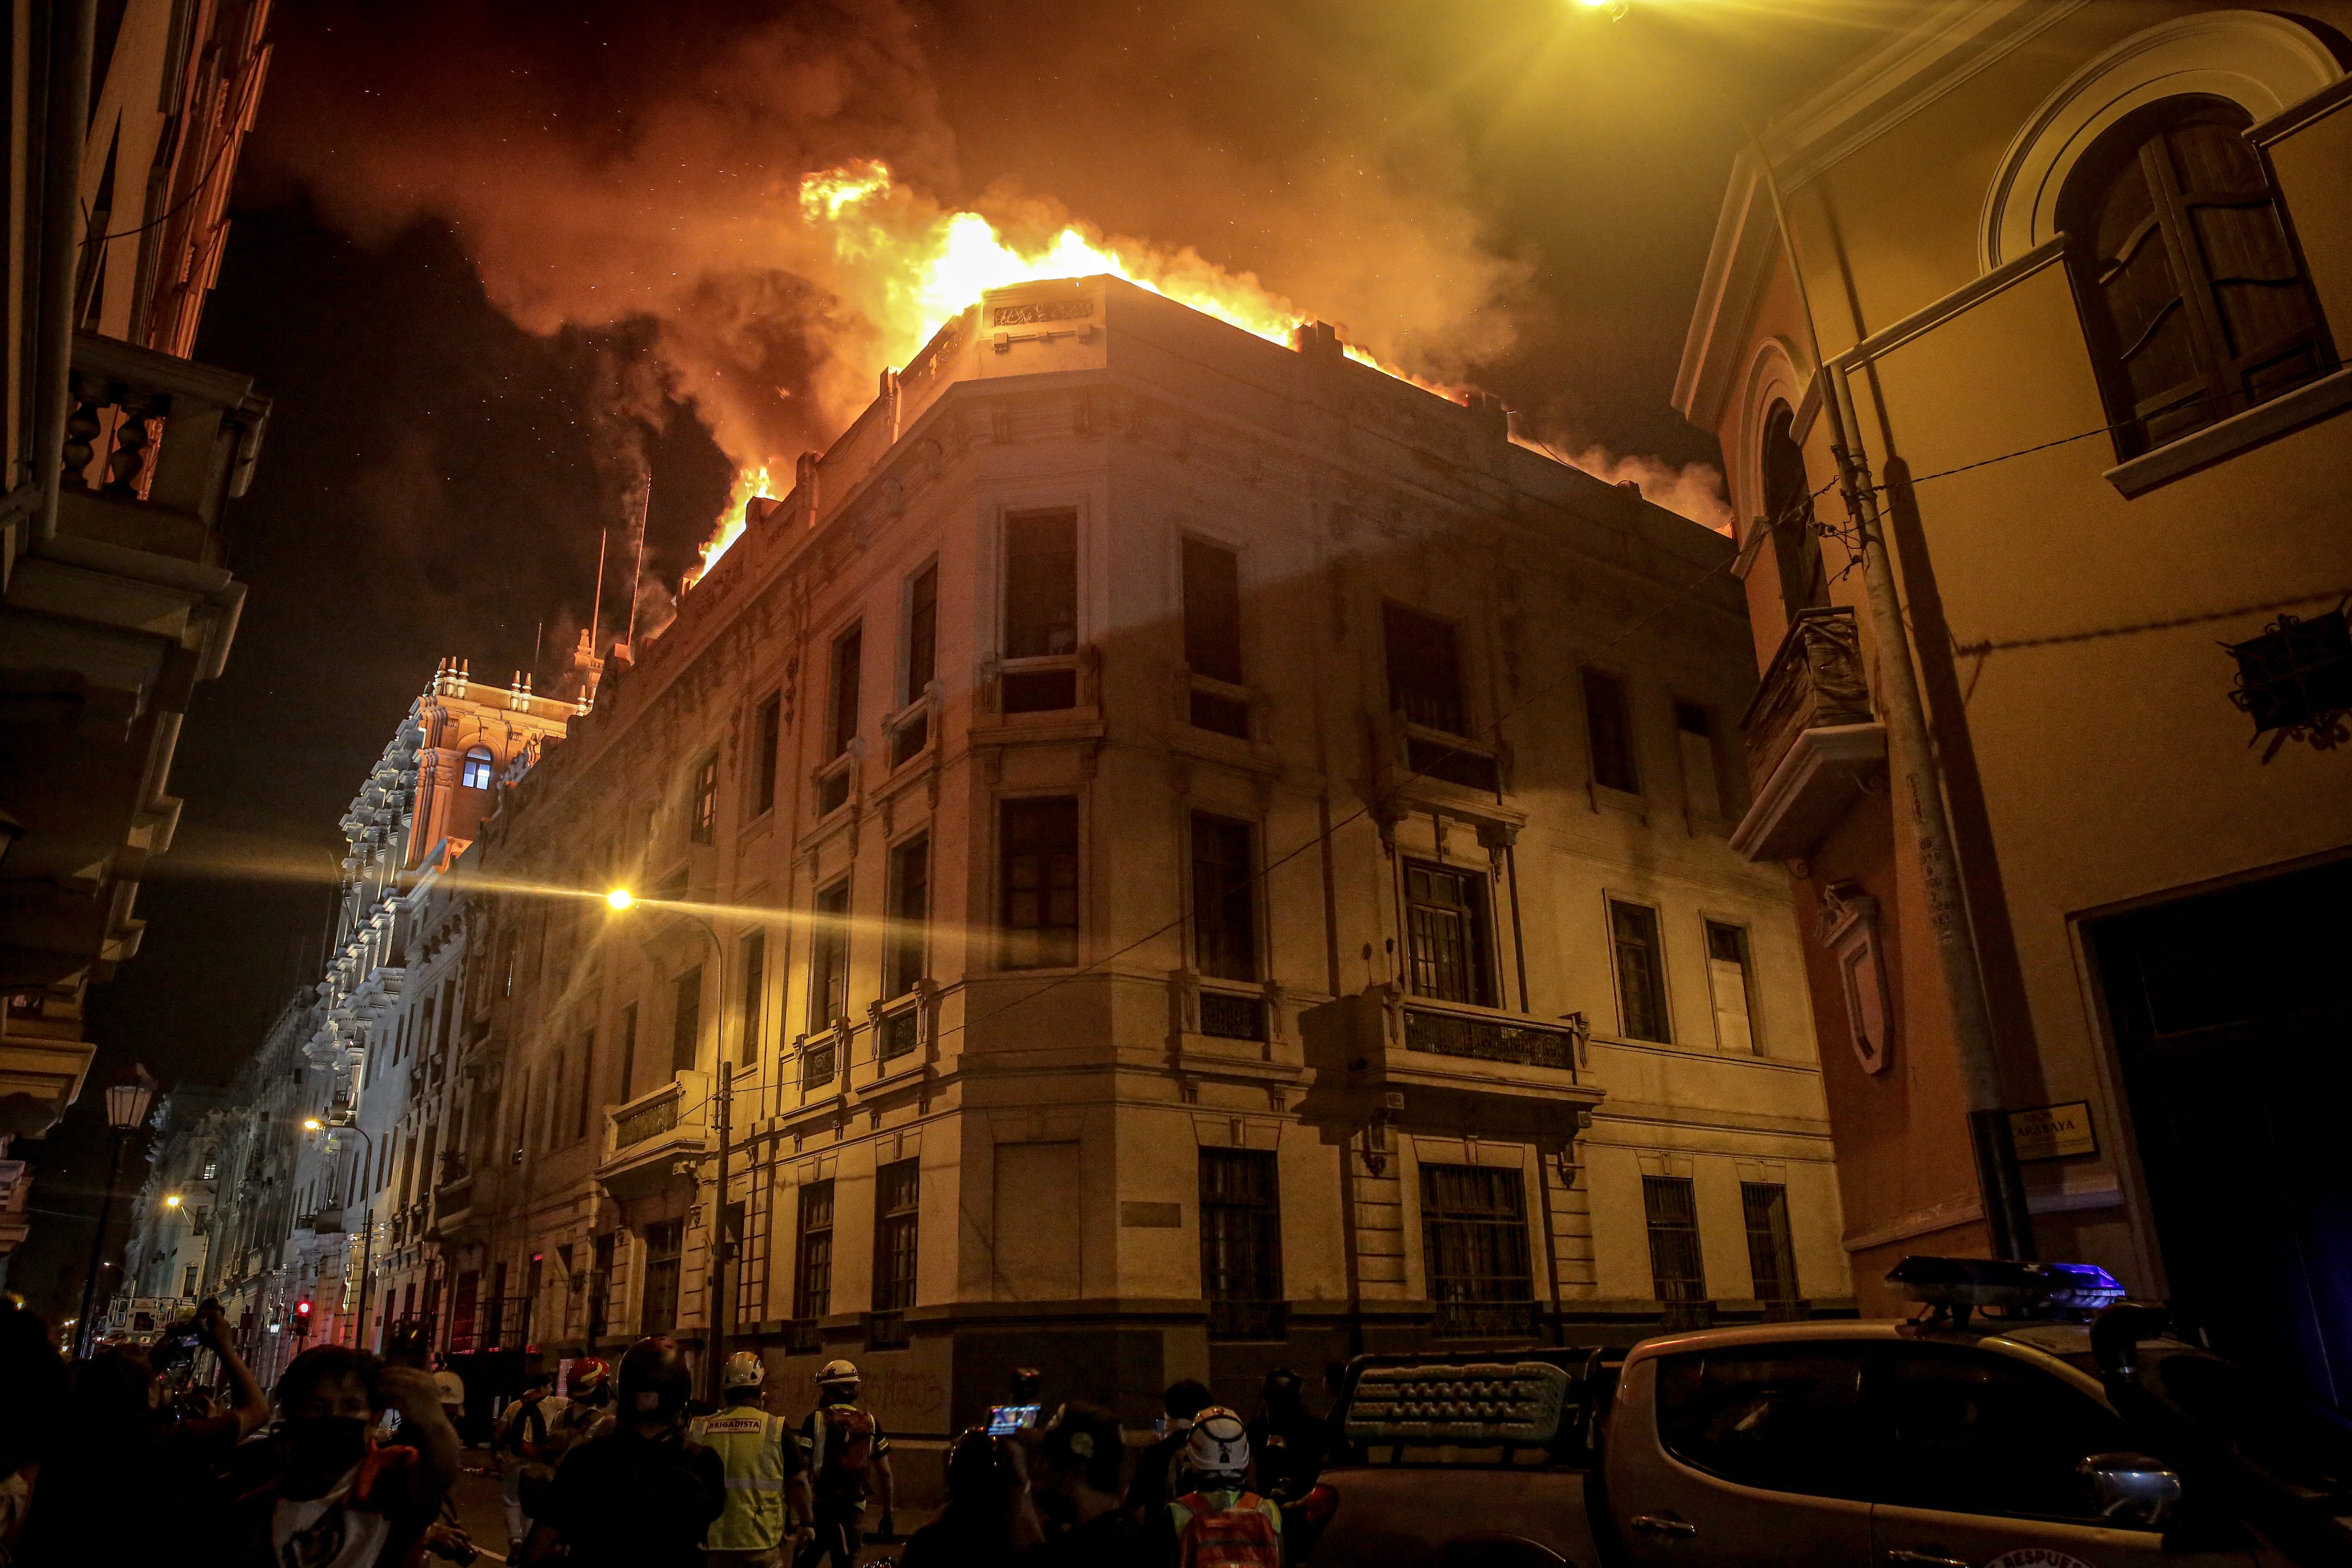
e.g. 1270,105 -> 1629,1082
222,1345 -> 460,1568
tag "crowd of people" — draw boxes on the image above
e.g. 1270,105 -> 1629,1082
0,1290 -> 1338,1568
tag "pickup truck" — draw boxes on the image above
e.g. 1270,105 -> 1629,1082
1303,1263 -> 2352,1568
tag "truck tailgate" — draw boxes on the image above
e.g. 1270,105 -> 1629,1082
1308,1461 -> 1604,1567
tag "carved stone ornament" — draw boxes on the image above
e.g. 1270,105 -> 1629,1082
1815,880 -> 1892,1074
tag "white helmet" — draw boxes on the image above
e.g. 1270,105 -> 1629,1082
1184,1406 -> 1250,1476
723,1351 -> 766,1390
815,1357 -> 860,1388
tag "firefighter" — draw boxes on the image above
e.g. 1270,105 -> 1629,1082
693,1351 -> 814,1568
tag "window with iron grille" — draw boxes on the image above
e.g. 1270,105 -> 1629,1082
1384,603 -> 1466,735
1583,669 -> 1638,793
1644,1175 -> 1707,1304
1200,1148 -> 1282,1339
641,1219 -> 684,1334
1405,860 -> 1494,1007
1421,1163 -> 1533,1329
1000,798 -> 1079,968
795,1181 -> 835,1321
739,930 -> 765,1064
873,1159 -> 920,1312
809,880 -> 850,1034
670,968 -> 702,1074
754,694 -> 782,816
886,836 -> 929,1000
1742,1182 -> 1799,1303
1191,815 -> 1257,983
1611,900 -> 1670,1043
690,755 -> 719,844
2059,96 -> 2336,461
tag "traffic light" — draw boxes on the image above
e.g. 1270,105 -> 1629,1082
294,1299 -> 312,1337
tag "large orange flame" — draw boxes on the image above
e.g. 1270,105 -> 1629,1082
689,160 -> 1447,579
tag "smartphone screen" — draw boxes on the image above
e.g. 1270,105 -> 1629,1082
986,1404 -> 1040,1436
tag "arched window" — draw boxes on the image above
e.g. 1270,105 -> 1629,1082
1760,402 -> 1826,624
461,746 -> 495,790
2059,95 -> 2336,460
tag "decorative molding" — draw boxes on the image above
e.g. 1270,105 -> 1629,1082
1981,9 -> 2344,270
1815,880 -> 1893,1075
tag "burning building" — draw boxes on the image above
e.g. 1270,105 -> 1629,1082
415,274 -> 1843,1438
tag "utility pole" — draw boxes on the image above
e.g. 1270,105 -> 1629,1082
1740,125 -> 2034,1259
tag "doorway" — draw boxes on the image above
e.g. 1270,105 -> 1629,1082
2089,856 -> 2352,1409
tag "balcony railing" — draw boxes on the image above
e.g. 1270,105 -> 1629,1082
614,1091 -> 681,1150
56,330 -> 270,557
1403,1005 -> 1581,1072
1741,606 -> 1875,795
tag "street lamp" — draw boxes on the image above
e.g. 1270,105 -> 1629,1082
165,1194 -> 182,1209
77,1061 -> 158,1356
606,887 -> 742,1400
303,1114 -> 380,1350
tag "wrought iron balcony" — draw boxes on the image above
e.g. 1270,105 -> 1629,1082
1403,1005 -> 1579,1071
596,1073 -> 709,1198
1730,606 -> 1887,862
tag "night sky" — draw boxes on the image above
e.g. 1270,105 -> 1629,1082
15,0 -> 1900,1321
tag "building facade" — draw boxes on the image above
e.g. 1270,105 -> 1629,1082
1674,1 -> 2352,1404
425,276 -> 1846,1454
1,0 -> 276,1284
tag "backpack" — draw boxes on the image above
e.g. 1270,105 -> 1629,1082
1174,1490 -> 1282,1568
501,1398 -> 549,1457
810,1405 -> 877,1508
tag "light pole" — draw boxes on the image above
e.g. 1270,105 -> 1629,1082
607,887 -> 745,1400
305,1116 -> 379,1350
77,1062 -> 158,1356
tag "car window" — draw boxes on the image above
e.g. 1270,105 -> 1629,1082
1874,1343 -> 2134,1523
1655,1346 -> 1872,1500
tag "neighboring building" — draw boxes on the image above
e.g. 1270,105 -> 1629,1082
107,1087 -> 229,1336
1674,2 -> 2352,1403
1,0 -> 276,1281
437,274 -> 1845,1448
203,991 -> 320,1387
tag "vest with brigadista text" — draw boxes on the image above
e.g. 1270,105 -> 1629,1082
692,1407 -> 793,1551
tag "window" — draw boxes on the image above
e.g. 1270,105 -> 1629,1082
1583,669 -> 1638,793
1200,1148 -> 1282,1340
738,931 -> 765,1064
182,1264 -> 199,1297
587,1232 -> 614,1341
1760,403 -> 1827,622
1705,922 -> 1757,1052
1655,1346 -> 1870,1499
1611,900 -> 1670,1043
753,694 -> 782,816
2060,96 -> 2336,461
1878,1344 -> 2134,1521
689,755 -> 718,844
809,880 -> 850,1034
1643,1174 -> 1707,1304
461,746 -> 495,790
1002,511 -> 1080,711
1404,861 -> 1494,1007
894,564 -> 938,765
1676,702 -> 1724,819
1383,603 -> 1466,735
873,1159 -> 921,1312
640,1219 -> 683,1335
1420,1163 -> 1533,1337
793,1180 -> 835,1321
615,1003 -> 637,1104
1190,816 -> 1257,982
575,1028 -> 596,1142
827,624 -> 862,760
1184,537 -> 1249,738
1742,1181 -> 1798,1303
670,967 -> 702,1074
1000,797 -> 1079,968
885,836 -> 929,1000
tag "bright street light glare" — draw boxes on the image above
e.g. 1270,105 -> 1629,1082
165,1194 -> 182,1207
607,888 -> 634,910
302,1118 -> 324,1131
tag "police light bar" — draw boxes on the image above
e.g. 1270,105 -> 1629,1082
1888,1256 -> 2124,1315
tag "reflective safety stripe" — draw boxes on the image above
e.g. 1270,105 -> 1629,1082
696,1409 -> 795,1551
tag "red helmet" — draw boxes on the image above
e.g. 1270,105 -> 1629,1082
570,1356 -> 610,1394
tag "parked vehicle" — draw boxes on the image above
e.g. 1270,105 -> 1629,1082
1302,1258 -> 2352,1567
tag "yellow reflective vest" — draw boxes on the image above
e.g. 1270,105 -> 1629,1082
693,1406 -> 795,1551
